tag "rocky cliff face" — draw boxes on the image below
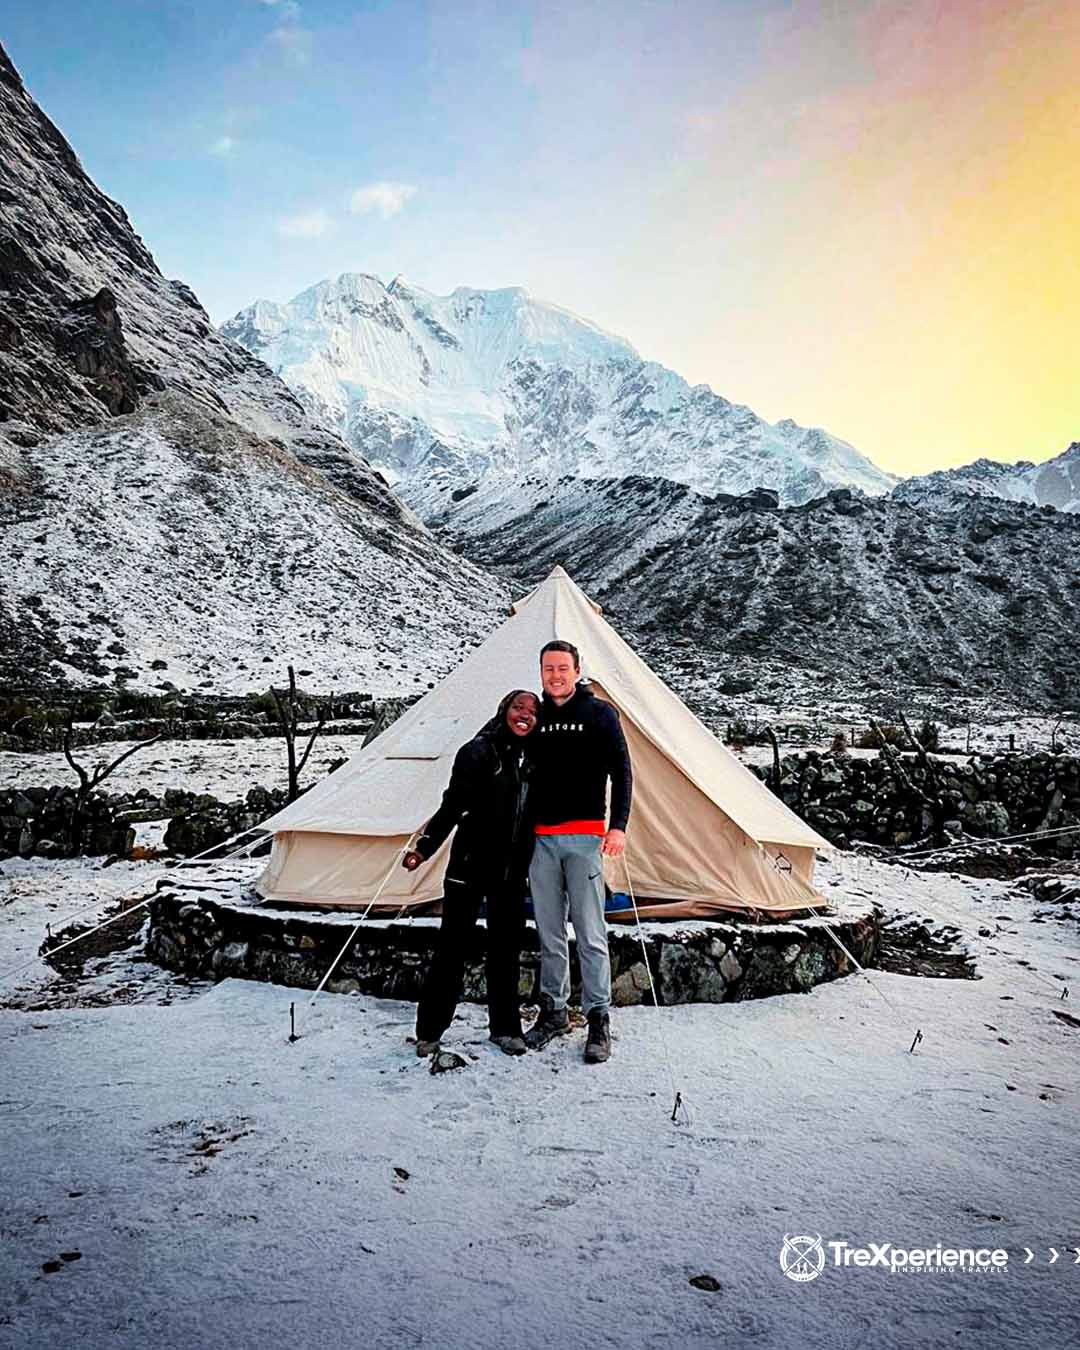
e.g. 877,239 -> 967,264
0,44 -> 504,692
436,477 -> 1080,709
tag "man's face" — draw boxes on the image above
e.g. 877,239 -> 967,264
541,649 -> 579,702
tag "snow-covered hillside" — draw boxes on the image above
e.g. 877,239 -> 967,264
0,44 -> 505,692
222,273 -> 897,515
894,443 -> 1080,514
432,476 -> 1080,709
3,394 -> 506,694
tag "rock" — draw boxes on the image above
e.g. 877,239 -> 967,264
6,791 -> 34,819
719,949 -> 743,983
817,761 -> 844,787
689,1274 -> 722,1293
962,801 -> 1011,838
792,946 -> 829,990
658,941 -> 726,1004
430,1050 -> 468,1073
34,838 -> 63,858
611,961 -> 652,1006
324,976 -> 361,996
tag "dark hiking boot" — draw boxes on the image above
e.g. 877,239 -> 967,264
584,1010 -> 611,1064
490,1033 -> 527,1056
524,996 -> 571,1050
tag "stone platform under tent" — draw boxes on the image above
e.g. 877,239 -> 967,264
145,872 -> 879,1008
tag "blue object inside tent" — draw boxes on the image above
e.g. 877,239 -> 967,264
509,892 -> 633,919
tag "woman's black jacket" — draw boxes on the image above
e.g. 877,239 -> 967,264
414,728 -> 534,898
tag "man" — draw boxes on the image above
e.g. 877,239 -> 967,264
524,639 -> 632,1063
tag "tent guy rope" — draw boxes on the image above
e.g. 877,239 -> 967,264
759,843 -> 923,1048
0,827 -> 268,987
621,855 -> 690,1126
289,832 -> 420,1039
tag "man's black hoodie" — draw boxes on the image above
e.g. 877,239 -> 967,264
529,683 -> 632,833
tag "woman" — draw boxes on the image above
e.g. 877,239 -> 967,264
403,688 -> 541,1057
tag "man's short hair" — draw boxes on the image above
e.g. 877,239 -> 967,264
540,639 -> 581,670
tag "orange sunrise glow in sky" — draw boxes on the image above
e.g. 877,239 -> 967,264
6,0 -> 1077,478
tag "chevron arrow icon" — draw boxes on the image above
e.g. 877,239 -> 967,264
1049,1248 -> 1059,1264
1023,1249 -> 1034,1264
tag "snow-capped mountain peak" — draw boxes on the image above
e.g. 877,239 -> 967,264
222,274 -> 896,516
894,441 -> 1080,513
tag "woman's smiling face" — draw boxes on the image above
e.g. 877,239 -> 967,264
506,692 -> 540,737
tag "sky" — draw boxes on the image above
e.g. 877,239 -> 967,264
3,0 -> 1077,476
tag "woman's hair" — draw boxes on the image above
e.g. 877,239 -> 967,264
478,688 -> 540,737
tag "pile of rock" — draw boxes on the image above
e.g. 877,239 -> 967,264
752,750 -> 1080,856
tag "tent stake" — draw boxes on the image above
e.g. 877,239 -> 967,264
909,1028 -> 923,1054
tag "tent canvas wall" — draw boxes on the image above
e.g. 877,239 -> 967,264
257,567 -> 831,920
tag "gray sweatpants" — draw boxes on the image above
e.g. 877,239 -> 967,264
528,834 -> 610,1016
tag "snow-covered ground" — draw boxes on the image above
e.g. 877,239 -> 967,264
1,849 -> 1078,1348
0,735 -> 363,799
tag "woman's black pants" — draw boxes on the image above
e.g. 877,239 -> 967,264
415,888 -> 525,1042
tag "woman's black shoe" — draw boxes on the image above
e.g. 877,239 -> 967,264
524,996 -> 571,1050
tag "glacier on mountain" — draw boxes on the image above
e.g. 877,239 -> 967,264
222,273 -> 897,515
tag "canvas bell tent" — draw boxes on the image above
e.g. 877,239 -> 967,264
257,567 -> 831,920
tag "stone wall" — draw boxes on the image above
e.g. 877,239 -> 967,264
145,891 -> 879,1007
0,689 -> 404,752
0,785 -> 132,858
162,787 -> 286,857
752,750 -> 1080,856
0,783 -> 285,860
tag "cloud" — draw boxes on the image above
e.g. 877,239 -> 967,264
349,181 -> 418,219
277,209 -> 332,239
210,136 -> 236,157
259,0 -> 311,66
267,23 -> 313,66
